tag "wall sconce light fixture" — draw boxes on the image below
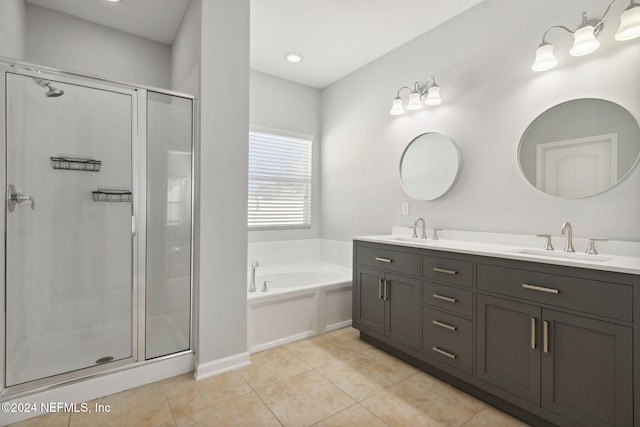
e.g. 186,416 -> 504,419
390,76 -> 441,116
532,0 -> 640,72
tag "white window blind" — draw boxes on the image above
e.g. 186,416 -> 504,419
248,130 -> 312,230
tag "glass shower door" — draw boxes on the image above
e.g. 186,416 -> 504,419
5,72 -> 134,386
145,91 -> 192,359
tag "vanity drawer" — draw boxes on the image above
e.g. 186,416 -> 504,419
422,255 -> 473,287
422,307 -> 472,375
423,281 -> 473,317
477,263 -> 633,322
356,244 -> 420,276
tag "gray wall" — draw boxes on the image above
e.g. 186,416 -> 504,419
320,0 -> 640,242
171,0 -> 201,94
0,0 -> 25,60
249,70 -> 321,242
25,3 -> 171,89
198,0 -> 249,364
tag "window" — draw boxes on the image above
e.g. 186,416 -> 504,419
248,130 -> 312,230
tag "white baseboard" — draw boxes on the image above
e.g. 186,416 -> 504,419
194,352 -> 251,380
325,320 -> 352,332
248,330 -> 316,353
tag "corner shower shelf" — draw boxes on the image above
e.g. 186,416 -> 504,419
51,156 -> 101,172
92,189 -> 132,202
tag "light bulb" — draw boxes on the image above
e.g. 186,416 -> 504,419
406,91 -> 422,110
284,52 -> 303,63
390,97 -> 404,115
615,3 -> 640,41
425,85 -> 441,105
532,42 -> 558,72
569,25 -> 600,56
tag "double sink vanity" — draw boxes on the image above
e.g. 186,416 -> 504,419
352,228 -> 640,427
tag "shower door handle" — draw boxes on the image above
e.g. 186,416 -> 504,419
7,184 -> 35,212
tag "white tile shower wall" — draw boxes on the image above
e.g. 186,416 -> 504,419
6,73 -> 133,379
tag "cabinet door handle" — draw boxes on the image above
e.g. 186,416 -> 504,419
531,318 -> 536,349
378,278 -> 383,300
375,257 -> 392,263
383,280 -> 389,301
543,320 -> 549,353
432,320 -> 457,331
432,293 -> 457,303
522,283 -> 560,294
432,346 -> 457,359
433,267 -> 458,275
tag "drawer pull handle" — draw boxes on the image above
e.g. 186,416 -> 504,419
432,320 -> 457,331
531,318 -> 536,350
522,283 -> 560,294
433,267 -> 458,275
432,293 -> 457,303
378,278 -> 383,300
543,320 -> 550,353
432,346 -> 457,359
375,257 -> 392,263
383,279 -> 388,301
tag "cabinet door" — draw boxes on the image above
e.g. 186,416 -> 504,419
541,310 -> 632,427
477,294 -> 541,404
354,267 -> 385,335
385,272 -> 421,350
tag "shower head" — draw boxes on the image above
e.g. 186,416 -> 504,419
32,77 -> 64,97
45,86 -> 64,97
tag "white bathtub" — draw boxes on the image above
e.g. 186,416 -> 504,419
247,261 -> 352,353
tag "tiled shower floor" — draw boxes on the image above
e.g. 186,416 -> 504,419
11,327 -> 530,426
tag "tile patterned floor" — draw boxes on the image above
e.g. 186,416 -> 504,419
10,327 -> 531,427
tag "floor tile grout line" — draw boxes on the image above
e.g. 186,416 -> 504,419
164,392 -> 179,427
238,360 -> 314,392
307,401 -> 360,427
251,387 -> 285,427
358,402 -> 392,427
238,369 -> 285,427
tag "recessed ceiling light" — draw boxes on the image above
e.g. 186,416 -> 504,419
285,53 -> 303,63
107,0 -> 123,3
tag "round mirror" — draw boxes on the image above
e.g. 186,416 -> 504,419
399,132 -> 461,200
518,99 -> 640,199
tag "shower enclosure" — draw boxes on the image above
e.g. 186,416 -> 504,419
0,60 -> 194,394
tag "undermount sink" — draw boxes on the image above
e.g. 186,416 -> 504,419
390,236 -> 443,244
506,248 -> 613,263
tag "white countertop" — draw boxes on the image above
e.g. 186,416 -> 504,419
355,229 -> 640,275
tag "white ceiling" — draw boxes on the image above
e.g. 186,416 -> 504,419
26,0 -> 191,45
26,0 -> 484,89
251,0 -> 484,88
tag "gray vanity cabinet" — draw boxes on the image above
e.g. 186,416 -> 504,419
476,294 -> 541,404
354,267 -> 386,335
353,245 -> 421,350
477,293 -> 633,426
353,239 -> 637,426
540,310 -> 632,427
477,262 -> 634,427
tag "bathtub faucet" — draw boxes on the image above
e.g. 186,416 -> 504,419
262,280 -> 272,292
249,260 -> 259,292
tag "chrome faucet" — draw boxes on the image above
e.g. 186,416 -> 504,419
249,260 -> 259,292
262,280 -> 272,292
413,217 -> 427,239
560,222 -> 575,253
